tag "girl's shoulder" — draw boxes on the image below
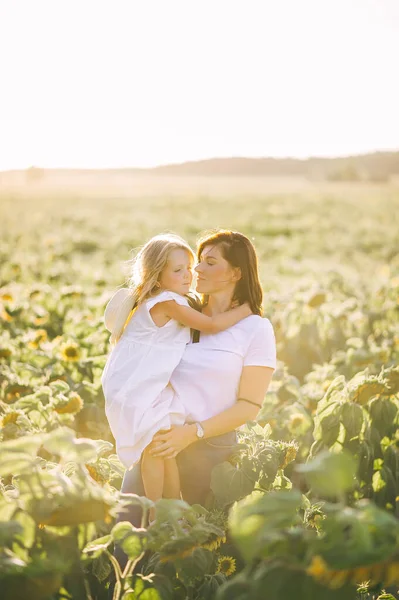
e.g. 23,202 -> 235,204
144,290 -> 190,310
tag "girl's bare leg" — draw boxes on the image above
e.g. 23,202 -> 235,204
141,444 -> 164,522
163,457 -> 181,499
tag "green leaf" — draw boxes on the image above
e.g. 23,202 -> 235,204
0,521 -> 23,546
43,428 -> 98,463
321,422 -> 341,447
0,454 -> 36,476
121,532 -> 146,560
107,454 -> 126,477
175,547 -> 213,582
112,521 -> 136,542
42,427 -> 76,455
83,534 -> 112,554
120,493 -> 154,515
229,490 -> 302,562
210,462 -> 255,507
369,398 -> 398,434
190,504 -> 209,516
153,498 -> 190,523
372,470 -> 386,492
0,501 -> 17,522
13,511 -> 36,548
0,433 -> 44,455
296,450 -> 358,497
128,581 -> 160,600
13,395 -> 41,410
323,376 -> 346,402
93,439 -> 114,457
69,438 -> 99,463
111,521 -> 147,559
341,403 -> 363,438
91,552 -> 112,582
49,379 -> 70,393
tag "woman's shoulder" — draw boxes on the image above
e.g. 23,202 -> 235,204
242,314 -> 277,367
239,314 -> 274,333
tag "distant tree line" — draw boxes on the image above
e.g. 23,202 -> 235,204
148,151 -> 399,182
16,151 -> 399,183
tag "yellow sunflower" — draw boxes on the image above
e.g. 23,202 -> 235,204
28,329 -> 48,349
307,291 -> 326,308
0,308 -> 13,323
385,561 -> 399,586
202,535 -> 226,551
54,392 -> 84,414
308,513 -> 323,528
1,411 -> 22,427
4,384 -> 32,404
85,463 -> 108,484
280,442 -> 298,469
159,545 -> 197,563
288,413 -> 306,430
0,292 -> 13,302
5,391 -> 19,404
33,315 -> 49,326
60,341 -> 81,362
216,555 -> 236,577
0,347 -> 12,359
306,555 -> 329,580
307,555 -> 399,589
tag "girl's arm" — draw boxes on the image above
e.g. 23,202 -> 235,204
150,365 -> 274,458
161,300 -> 252,333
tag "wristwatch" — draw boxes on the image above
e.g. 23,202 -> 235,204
194,422 -> 205,439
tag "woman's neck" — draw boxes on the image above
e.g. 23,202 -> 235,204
203,291 -> 235,315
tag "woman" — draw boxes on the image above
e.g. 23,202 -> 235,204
114,229 -> 276,529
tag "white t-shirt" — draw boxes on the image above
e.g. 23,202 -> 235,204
169,315 -> 277,423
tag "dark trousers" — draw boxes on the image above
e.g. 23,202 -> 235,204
112,430 -> 237,572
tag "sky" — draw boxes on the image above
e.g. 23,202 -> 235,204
0,0 -> 398,170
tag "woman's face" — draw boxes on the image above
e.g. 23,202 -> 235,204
194,244 -> 238,294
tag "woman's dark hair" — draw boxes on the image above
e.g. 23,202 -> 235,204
197,229 -> 263,316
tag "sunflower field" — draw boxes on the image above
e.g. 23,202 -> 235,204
0,176 -> 399,600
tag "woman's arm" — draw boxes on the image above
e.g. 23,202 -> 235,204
161,300 -> 252,333
198,365 -> 274,438
150,366 -> 274,458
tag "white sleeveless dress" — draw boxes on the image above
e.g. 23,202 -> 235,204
101,290 -> 190,470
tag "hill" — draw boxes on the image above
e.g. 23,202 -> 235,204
1,150 -> 399,182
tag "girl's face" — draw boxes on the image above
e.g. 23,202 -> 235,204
194,244 -> 238,294
159,248 -> 194,295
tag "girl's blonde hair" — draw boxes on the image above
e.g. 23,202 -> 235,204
108,233 -> 195,345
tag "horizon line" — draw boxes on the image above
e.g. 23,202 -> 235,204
1,147 -> 399,175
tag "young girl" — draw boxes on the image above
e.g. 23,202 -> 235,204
101,233 -> 251,522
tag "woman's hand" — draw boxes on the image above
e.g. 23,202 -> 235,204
150,424 -> 197,459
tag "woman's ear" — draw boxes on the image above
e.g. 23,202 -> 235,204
232,267 -> 242,282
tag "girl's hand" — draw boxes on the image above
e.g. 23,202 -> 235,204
150,424 -> 197,459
